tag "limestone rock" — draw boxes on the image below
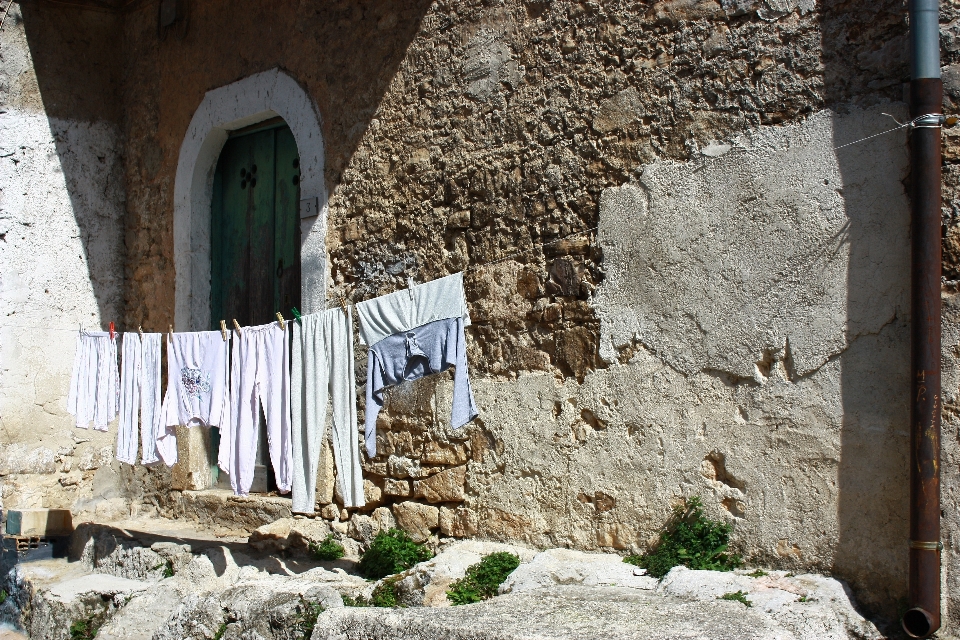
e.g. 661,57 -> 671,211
28,574 -> 151,640
500,548 -> 658,594
348,507 -> 397,546
313,585 -> 793,639
392,501 -> 440,542
657,567 -> 883,640
384,478 -> 411,497
363,478 -> 384,507
320,504 -> 340,520
248,517 -> 332,553
412,466 -> 466,503
422,441 -> 468,465
393,540 -> 536,607
439,506 -> 479,538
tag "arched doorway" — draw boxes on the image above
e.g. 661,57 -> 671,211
171,69 -> 325,491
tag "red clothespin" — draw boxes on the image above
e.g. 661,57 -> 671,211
109,322 -> 115,340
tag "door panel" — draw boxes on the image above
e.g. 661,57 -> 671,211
211,123 -> 300,327
210,122 -> 300,492
274,126 -> 301,315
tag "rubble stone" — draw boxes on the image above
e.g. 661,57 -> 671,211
412,466 -> 466,503
392,501 -> 440,543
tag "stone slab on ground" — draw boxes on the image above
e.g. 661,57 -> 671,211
499,548 -> 658,593
313,585 -> 805,640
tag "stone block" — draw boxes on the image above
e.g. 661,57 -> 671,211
439,506 -> 479,538
412,466 -> 466,503
392,501 -> 439,543
422,442 -> 468,465
5,508 -> 73,536
384,478 -> 411,497
320,504 -> 340,520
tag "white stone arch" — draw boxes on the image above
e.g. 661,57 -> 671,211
173,68 -> 327,330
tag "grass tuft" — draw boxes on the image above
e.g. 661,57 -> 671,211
69,618 -> 99,640
719,590 -> 752,607
746,569 -> 768,578
309,535 -> 345,561
447,552 -> 521,605
622,497 -> 741,579
357,529 -> 432,580
293,597 -> 324,639
342,577 -> 400,608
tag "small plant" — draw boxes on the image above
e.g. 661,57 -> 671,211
447,552 -> 521,605
357,529 -> 432,580
747,569 -> 768,578
213,621 -> 227,640
0,589 -> 7,604
719,590 -> 752,607
151,559 -> 174,578
622,497 -> 741,579
342,594 -> 368,607
341,578 -> 400,608
370,577 -> 400,607
69,618 -> 99,640
293,598 -> 324,639
309,535 -> 345,561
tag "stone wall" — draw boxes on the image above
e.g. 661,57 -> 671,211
3,0 -> 960,631
0,3 -> 136,519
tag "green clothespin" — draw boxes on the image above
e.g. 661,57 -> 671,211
291,307 -> 302,325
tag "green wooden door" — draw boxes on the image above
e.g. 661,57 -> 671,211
210,120 -> 301,490
211,120 -> 301,327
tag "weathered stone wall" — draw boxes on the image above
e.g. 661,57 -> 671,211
4,0 -> 960,631
0,3 -> 139,519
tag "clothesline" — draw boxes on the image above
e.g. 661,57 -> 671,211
12,224 -> 601,334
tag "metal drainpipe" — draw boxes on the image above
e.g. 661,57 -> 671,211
905,0 -> 943,637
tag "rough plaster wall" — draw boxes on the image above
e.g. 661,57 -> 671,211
0,3 -> 136,518
588,106 -> 911,611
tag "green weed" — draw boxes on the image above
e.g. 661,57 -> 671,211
151,559 -> 174,578
0,589 -> 7,604
293,597 -> 324,639
357,529 -> 432,580
342,577 -> 400,608
447,552 -> 521,605
746,569 -> 768,578
623,497 -> 741,579
69,618 -> 99,640
212,621 -> 227,640
342,594 -> 368,607
719,590 -> 752,607
308,535 -> 345,561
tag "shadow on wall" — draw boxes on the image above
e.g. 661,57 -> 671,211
16,2 -> 127,326
821,0 -> 913,623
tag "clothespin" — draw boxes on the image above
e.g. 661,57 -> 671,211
275,312 -> 286,330
407,276 -> 416,299
220,320 -> 227,341
291,307 -> 302,325
109,322 -> 115,340
233,319 -> 242,335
